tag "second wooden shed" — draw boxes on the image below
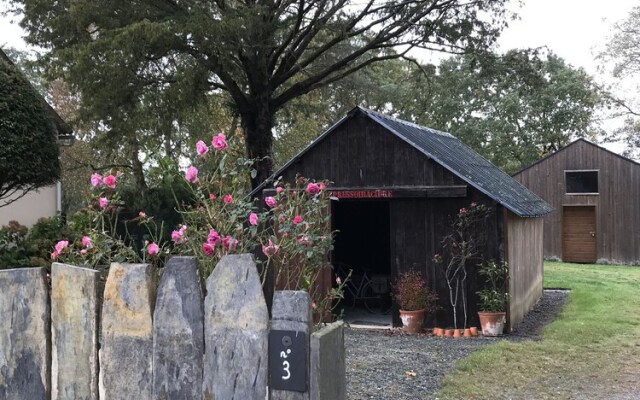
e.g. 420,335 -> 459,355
513,138 -> 640,265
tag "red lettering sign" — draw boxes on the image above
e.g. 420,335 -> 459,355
331,190 -> 393,199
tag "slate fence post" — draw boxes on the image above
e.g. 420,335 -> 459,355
0,254 -> 346,400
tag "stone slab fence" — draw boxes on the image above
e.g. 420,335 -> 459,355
0,254 -> 345,400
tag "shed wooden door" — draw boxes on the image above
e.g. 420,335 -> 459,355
562,206 -> 597,263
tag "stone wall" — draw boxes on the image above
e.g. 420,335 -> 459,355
0,255 -> 345,400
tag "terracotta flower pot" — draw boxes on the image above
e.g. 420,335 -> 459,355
432,327 -> 443,336
469,326 -> 478,336
453,329 -> 462,338
399,309 -> 425,333
444,329 -> 454,337
463,328 -> 472,337
478,311 -> 506,337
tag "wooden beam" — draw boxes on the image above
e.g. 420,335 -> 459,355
262,186 -> 467,199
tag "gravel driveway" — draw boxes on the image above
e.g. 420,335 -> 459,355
345,290 -> 568,400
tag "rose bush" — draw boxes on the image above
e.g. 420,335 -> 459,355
54,131 -> 343,323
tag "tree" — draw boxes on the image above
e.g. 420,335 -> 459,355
0,49 -> 62,207
273,49 -> 604,173
10,0 -> 513,187
599,5 -> 640,159
413,50 -> 603,172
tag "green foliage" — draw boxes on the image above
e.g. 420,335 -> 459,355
0,54 -> 60,204
410,50 -> 603,172
0,217 -> 67,270
11,0 -> 512,186
476,260 -> 508,312
0,221 -> 30,269
599,5 -> 640,159
274,49 -> 604,173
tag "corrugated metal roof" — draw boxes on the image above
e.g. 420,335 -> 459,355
359,107 -> 552,217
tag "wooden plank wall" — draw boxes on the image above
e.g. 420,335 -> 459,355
389,193 -> 502,328
506,212 -> 544,329
280,113 -> 465,187
514,140 -> 640,264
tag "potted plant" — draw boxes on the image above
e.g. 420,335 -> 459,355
476,260 -> 509,336
393,271 -> 438,333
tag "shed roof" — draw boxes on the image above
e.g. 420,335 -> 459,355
255,106 -> 552,218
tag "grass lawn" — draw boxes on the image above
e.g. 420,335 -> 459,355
437,261 -> 640,399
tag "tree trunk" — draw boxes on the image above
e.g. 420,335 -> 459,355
241,98 -> 275,189
128,135 -> 148,194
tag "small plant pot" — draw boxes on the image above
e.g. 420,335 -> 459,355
478,311 -> 506,337
399,309 -> 426,333
444,329 -> 454,337
432,327 -> 443,336
469,326 -> 478,336
463,328 -> 472,337
453,329 -> 462,338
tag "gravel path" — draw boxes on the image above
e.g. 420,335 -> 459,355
345,289 -> 568,400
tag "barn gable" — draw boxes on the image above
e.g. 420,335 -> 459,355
256,106 -> 551,218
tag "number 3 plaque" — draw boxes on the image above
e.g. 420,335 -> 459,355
269,330 -> 308,392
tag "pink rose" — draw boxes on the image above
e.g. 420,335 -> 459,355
209,193 -> 216,200
50,250 -> 59,260
147,242 -> 159,256
264,196 -> 277,208
306,182 -> 320,195
99,197 -> 108,209
211,133 -> 228,151
293,215 -> 303,224
459,208 -> 467,214
81,236 -> 92,248
103,174 -> 117,189
54,240 -> 69,254
90,173 -> 102,187
297,234 -> 311,246
336,276 -> 342,285
249,212 -> 258,226
262,239 -> 279,256
222,235 -> 238,251
207,229 -> 221,245
185,166 -> 199,183
276,186 -> 283,194
139,211 -> 147,218
196,140 -> 209,156
319,182 -> 326,190
171,225 -> 187,244
311,302 -> 317,310
80,249 -> 88,255
223,194 -> 233,204
202,242 -> 215,256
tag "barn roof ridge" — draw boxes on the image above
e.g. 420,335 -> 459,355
357,107 -> 551,217
251,107 -> 551,217
513,138 -> 640,176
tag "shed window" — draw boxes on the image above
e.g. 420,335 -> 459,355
565,170 -> 598,194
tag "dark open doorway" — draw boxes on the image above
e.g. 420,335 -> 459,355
332,199 -> 392,327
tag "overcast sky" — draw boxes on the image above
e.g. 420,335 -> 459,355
2,1 -> 637,71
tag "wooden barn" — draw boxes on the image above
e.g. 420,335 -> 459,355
255,107 -> 551,329
513,138 -> 640,265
